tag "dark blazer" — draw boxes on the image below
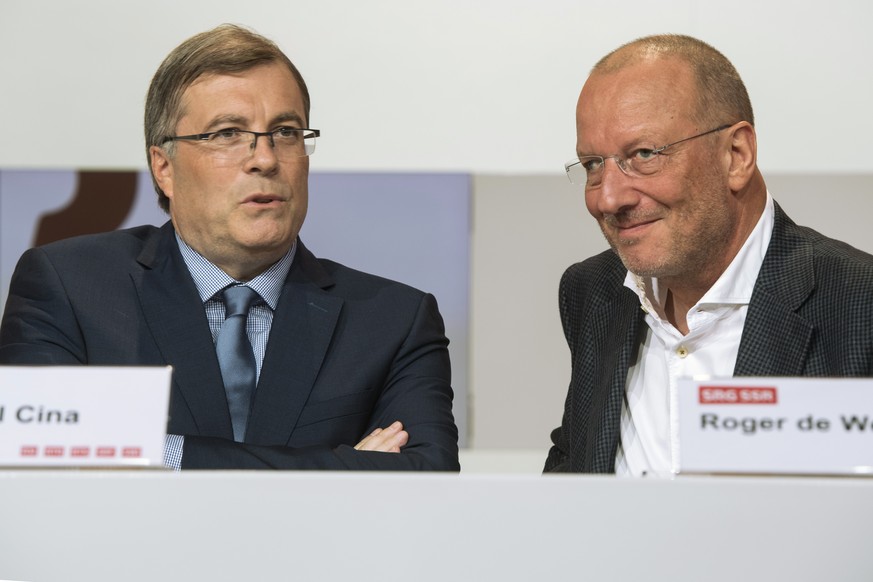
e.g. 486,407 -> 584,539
545,203 -> 873,473
0,222 -> 459,471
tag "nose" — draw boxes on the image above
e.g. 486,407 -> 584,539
588,158 -> 640,217
244,132 -> 279,174
250,132 -> 276,150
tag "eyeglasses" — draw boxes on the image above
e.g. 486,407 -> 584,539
162,127 -> 320,163
564,124 -> 731,188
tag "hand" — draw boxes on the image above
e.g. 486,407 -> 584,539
354,421 -> 408,453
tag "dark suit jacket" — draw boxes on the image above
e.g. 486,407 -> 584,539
0,222 -> 459,471
545,203 -> 873,473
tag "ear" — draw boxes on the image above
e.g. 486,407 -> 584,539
725,122 -> 757,192
150,145 -> 175,200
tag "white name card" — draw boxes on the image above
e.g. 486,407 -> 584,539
677,377 -> 873,475
678,378 -> 873,475
0,366 -> 172,468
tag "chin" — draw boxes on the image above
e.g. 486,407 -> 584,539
617,251 -> 671,279
249,237 -> 294,253
241,221 -> 294,243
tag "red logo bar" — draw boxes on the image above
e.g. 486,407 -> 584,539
71,446 -> 91,457
44,446 -> 65,457
122,447 -> 142,458
20,445 -> 38,457
96,446 -> 116,458
699,386 -> 778,405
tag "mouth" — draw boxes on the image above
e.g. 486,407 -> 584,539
607,214 -> 658,230
603,214 -> 662,242
242,193 -> 286,205
616,219 -> 657,232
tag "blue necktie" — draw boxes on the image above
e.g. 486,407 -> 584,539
216,285 -> 259,442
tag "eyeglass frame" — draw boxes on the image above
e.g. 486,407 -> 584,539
564,123 -> 733,187
161,127 -> 321,157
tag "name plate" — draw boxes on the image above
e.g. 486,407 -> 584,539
0,366 -> 172,468
677,377 -> 873,475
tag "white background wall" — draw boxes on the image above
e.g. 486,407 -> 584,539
3,0 -> 872,174
2,0 -> 872,454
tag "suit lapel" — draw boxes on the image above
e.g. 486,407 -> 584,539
245,242 -> 343,446
585,287 -> 642,472
735,203 -> 815,376
132,223 -> 233,438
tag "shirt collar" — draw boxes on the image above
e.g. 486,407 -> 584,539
175,234 -> 296,310
625,191 -> 775,312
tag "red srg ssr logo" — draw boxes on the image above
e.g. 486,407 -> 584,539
699,386 -> 778,404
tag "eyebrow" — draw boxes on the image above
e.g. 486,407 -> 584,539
577,136 -> 661,158
202,111 -> 306,132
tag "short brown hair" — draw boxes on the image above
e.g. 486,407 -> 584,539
593,34 -> 754,130
144,24 -> 311,212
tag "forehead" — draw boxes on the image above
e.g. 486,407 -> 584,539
179,62 -> 306,124
576,57 -> 697,147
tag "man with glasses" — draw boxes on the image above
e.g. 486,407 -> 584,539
545,34 -> 873,475
0,25 -> 459,471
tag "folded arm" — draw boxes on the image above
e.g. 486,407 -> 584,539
181,293 -> 459,471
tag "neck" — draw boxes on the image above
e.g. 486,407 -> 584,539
661,286 -> 702,335
218,249 -> 287,282
660,184 -> 769,335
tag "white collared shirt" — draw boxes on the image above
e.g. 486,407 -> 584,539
615,193 -> 775,477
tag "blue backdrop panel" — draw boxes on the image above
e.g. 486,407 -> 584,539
0,169 -> 470,444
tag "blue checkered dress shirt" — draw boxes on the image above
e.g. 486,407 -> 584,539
163,235 -> 296,470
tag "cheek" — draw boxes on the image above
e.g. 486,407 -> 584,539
285,161 -> 309,190
296,191 -> 309,221
584,190 -> 601,217
171,173 -> 226,224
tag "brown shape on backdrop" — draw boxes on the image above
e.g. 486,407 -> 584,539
34,171 -> 138,246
